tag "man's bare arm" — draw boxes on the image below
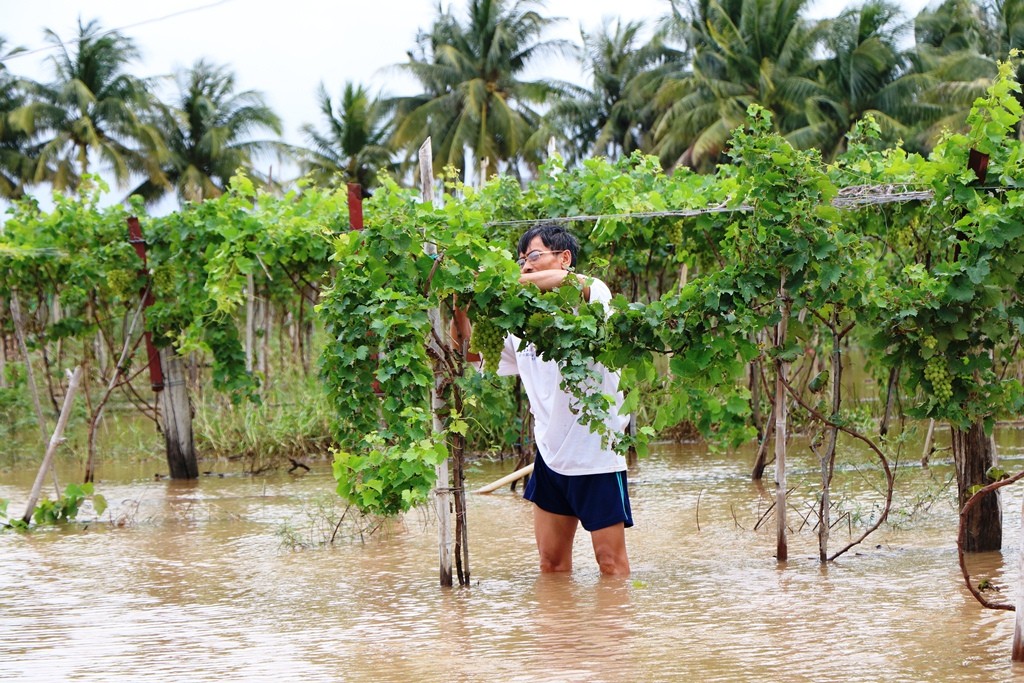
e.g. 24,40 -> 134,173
449,304 -> 481,362
519,270 -> 592,301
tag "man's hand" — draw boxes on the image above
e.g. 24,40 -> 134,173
519,269 -> 592,301
449,301 -> 481,362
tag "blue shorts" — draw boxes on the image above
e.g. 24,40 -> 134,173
524,450 -> 633,532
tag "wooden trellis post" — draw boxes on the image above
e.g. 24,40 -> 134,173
419,138 -> 459,587
127,217 -> 197,480
1014,496 -> 1024,661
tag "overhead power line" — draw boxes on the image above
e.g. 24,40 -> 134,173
5,0 -> 235,61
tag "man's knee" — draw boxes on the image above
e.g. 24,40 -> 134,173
594,547 -> 630,575
538,552 -> 573,572
591,523 -> 630,575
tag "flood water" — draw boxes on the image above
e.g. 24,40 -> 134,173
3,430 -> 1024,682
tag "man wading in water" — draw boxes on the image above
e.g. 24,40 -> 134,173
452,225 -> 633,576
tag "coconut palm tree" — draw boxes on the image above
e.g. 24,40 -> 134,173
132,59 -> 283,204
548,18 -> 683,162
0,37 -> 36,199
391,0 -> 570,182
27,19 -> 161,192
801,0 -> 929,159
299,82 -> 396,195
652,0 -> 827,170
909,0 -> 1024,146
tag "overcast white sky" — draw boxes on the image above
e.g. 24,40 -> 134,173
2,0 -> 933,148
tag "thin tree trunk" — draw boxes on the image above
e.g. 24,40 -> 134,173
11,293 -> 50,444
0,331 -> 6,389
749,343 -> 763,441
258,298 -> 271,384
245,273 -> 255,373
818,316 -> 842,562
452,388 -> 470,585
775,274 -> 790,562
751,402 -> 774,480
39,343 -> 60,415
879,364 -> 900,436
22,366 -> 83,523
86,292 -> 148,482
297,296 -> 308,377
90,296 -> 109,379
951,420 -> 1001,552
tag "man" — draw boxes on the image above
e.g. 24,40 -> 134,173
453,224 -> 633,576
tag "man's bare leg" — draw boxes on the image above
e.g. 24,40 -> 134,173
591,522 -> 630,576
534,505 -> 579,572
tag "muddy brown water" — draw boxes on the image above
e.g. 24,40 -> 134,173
3,433 -> 1024,682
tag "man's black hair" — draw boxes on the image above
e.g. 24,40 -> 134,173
517,224 -> 579,268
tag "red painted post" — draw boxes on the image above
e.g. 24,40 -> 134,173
126,217 -> 164,391
348,183 -> 364,230
347,183 -> 384,397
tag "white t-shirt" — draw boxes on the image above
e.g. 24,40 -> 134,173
497,277 -> 629,476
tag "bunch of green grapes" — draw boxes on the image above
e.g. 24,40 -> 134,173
151,264 -> 177,295
890,224 -> 915,253
106,269 -> 137,300
668,221 -> 684,249
924,356 -> 953,403
468,316 -> 504,374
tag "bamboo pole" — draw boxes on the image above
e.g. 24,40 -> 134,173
474,463 -> 534,494
22,366 -> 83,523
420,138 -> 455,587
921,418 -> 936,467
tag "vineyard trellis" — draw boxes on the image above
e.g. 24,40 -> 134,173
3,63 -> 1024,608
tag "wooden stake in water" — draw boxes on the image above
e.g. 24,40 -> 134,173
22,366 -> 83,524
158,347 -> 198,479
420,137 -> 455,588
1014,497 -> 1024,661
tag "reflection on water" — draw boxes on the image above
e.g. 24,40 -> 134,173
2,435 -> 1024,682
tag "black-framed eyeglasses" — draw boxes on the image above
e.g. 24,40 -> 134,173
516,250 -> 562,268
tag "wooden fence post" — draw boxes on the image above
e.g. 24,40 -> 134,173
158,347 -> 198,479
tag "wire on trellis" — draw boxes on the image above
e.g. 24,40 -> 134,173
0,246 -> 68,258
483,184 -> 935,229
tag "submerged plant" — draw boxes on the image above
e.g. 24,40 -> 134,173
2,483 -> 107,530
